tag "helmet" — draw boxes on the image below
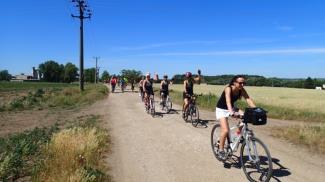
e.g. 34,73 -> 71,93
146,72 -> 150,77
185,72 -> 192,78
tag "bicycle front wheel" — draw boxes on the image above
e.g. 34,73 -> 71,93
150,99 -> 155,117
165,98 -> 172,113
190,106 -> 199,127
240,137 -> 273,182
182,108 -> 188,122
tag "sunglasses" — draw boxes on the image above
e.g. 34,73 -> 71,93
236,81 -> 246,85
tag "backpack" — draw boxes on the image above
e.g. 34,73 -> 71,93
111,78 -> 116,84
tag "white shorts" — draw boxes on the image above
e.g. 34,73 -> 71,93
215,107 -> 231,120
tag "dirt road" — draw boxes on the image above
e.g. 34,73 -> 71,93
102,87 -> 325,182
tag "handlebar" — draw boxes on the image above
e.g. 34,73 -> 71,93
230,112 -> 244,119
185,93 -> 203,97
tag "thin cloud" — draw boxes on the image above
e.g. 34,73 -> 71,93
131,48 -> 325,57
277,26 -> 294,32
111,39 -> 277,51
111,41 -> 221,51
288,33 -> 325,38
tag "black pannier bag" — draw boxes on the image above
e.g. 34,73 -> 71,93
243,107 -> 267,125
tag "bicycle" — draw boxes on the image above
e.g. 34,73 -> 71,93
139,90 -> 144,102
211,107 -> 273,182
145,94 -> 155,117
160,92 -> 172,113
182,94 -> 201,127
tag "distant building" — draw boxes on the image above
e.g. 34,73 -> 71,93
32,67 -> 39,80
11,67 -> 40,82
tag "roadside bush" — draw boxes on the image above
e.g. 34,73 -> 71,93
0,125 -> 59,181
35,127 -> 108,181
9,98 -> 24,110
7,89 -> 45,111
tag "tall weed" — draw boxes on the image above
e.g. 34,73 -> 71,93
36,127 -> 108,181
0,125 -> 59,180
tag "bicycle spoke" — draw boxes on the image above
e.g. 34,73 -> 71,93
240,137 -> 273,182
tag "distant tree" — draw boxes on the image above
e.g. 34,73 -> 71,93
0,70 -> 11,81
120,69 -> 142,83
101,70 -> 110,82
63,62 -> 78,83
84,68 -> 96,83
38,60 -> 64,82
304,77 -> 315,89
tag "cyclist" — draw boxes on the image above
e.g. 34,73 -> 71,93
143,73 -> 154,109
110,76 -> 117,93
138,76 -> 145,100
182,72 -> 201,118
130,79 -> 135,92
120,77 -> 127,92
160,75 -> 170,105
216,75 -> 256,160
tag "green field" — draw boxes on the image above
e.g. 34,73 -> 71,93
0,82 -> 108,111
155,83 -> 325,122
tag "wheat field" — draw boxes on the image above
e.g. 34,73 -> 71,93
158,83 -> 325,114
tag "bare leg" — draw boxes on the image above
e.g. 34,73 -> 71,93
183,98 -> 189,112
219,117 -> 229,150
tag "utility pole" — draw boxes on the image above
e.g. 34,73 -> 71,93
71,0 -> 92,91
93,56 -> 100,84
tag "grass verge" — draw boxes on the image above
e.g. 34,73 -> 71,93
0,115 -> 111,181
271,125 -> 325,154
1,83 -> 108,112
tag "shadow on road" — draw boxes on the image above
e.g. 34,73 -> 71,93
271,158 -> 291,182
220,156 -> 290,182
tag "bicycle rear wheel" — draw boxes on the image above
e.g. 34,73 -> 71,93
240,137 -> 273,182
165,97 -> 172,113
190,106 -> 199,127
150,99 -> 155,117
182,107 -> 188,122
211,124 -> 229,161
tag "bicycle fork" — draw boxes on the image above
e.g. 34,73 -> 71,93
245,137 -> 261,165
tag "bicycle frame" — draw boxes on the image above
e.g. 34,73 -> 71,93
226,122 -> 261,163
186,96 -> 196,112
149,95 -> 155,108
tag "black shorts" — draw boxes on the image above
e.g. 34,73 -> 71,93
145,89 -> 154,96
183,92 -> 193,99
160,90 -> 169,97
139,87 -> 143,92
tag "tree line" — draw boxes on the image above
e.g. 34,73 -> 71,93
1,64 -> 324,89
172,74 -> 325,89
0,60 -> 110,83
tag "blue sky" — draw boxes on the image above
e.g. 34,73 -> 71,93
1,0 -> 325,78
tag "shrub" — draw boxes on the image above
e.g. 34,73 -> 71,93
36,127 -> 108,181
0,125 -> 59,180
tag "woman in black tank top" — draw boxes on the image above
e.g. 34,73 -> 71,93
160,75 -> 170,104
182,72 -> 201,118
216,75 -> 256,159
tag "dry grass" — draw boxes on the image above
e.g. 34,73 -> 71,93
163,84 -> 325,114
272,124 -> 325,154
36,127 -> 109,181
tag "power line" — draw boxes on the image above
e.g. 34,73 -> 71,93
71,0 -> 92,91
